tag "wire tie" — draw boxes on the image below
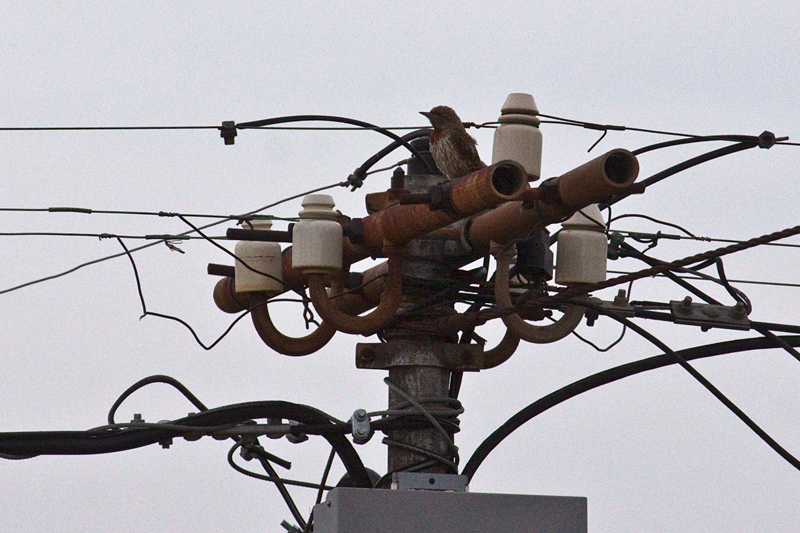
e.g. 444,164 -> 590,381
164,240 -> 185,254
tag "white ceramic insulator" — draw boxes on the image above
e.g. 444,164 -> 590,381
555,205 -> 608,285
234,219 -> 284,293
492,92 -> 543,180
292,194 -> 343,274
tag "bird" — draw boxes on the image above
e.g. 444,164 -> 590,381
420,106 -> 486,179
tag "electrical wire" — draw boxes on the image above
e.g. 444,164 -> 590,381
116,237 -> 269,350
601,141 -> 761,209
226,443 -> 333,490
576,299 -> 800,471
0,180 -> 345,297
235,115 -> 435,176
107,375 -> 208,425
461,334 -> 800,480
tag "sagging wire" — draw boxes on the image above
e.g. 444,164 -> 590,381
574,299 -> 800,471
116,237 -> 271,350
608,213 -> 701,239
568,280 -> 634,353
0,180 -> 346,297
461,334 -> 800,481
174,214 -> 320,330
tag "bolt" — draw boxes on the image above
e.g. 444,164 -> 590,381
731,302 -> 748,320
354,409 -> 367,421
613,289 -> 627,306
680,296 -> 693,309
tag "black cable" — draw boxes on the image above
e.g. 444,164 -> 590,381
600,141 -> 759,209
461,334 -> 800,480
577,300 -> 800,471
116,236 -> 270,351
107,375 -> 208,425
226,443 -> 332,490
352,128 -> 432,180
235,115 -> 435,176
0,180 -> 345,297
253,444 -> 307,530
0,400 -> 372,488
632,134 -> 763,156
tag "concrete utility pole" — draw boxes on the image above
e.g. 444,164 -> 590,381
355,142 -> 478,474
213,93 -> 640,531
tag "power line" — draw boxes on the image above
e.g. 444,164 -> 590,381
0,180 -> 345,296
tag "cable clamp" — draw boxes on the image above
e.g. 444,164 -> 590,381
346,169 -> 366,191
220,121 -> 237,145
350,409 -> 372,444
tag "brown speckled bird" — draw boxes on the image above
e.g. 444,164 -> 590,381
420,106 -> 486,179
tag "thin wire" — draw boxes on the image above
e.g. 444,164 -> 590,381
0,125 -> 219,131
608,214 -> 699,238
116,237 -> 270,351
0,231 -> 226,240
0,124 -> 427,132
0,180 -> 345,296
0,206 -> 299,222
575,299 -> 800,471
461,334 -> 800,480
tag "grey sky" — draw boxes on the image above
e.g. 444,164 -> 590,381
2,2 -> 799,531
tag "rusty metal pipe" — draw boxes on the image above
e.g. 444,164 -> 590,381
466,149 -> 639,250
480,329 -> 522,369
213,277 -> 250,314
361,161 -> 528,249
307,254 -> 403,335
250,296 -> 337,356
494,246 -> 584,344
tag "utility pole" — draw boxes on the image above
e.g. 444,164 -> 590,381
212,93 -> 640,531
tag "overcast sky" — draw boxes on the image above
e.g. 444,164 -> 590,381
2,2 -> 799,532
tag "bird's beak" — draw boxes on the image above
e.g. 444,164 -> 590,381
419,111 -> 431,118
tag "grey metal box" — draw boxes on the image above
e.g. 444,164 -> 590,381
312,487 -> 587,533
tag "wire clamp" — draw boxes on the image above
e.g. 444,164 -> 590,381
350,409 -> 372,444
220,121 -> 237,145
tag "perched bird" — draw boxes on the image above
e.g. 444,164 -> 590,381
420,106 -> 486,179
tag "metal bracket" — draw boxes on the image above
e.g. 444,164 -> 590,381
350,409 -> 371,445
356,341 -> 483,371
669,298 -> 750,331
391,472 -> 469,492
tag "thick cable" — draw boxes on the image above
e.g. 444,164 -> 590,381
462,334 -> 800,480
235,115 -> 434,175
577,300 -> 800,471
600,141 -> 758,209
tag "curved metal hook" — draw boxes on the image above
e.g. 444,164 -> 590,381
494,247 -> 584,344
307,254 -> 403,335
